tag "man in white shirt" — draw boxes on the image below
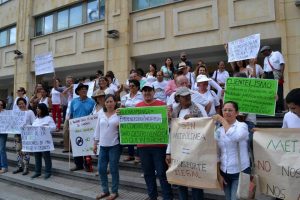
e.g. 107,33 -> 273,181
177,62 -> 195,89
261,45 -> 285,112
282,88 -> 300,128
152,71 -> 168,102
212,61 -> 230,88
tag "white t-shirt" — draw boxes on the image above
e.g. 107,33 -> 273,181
263,51 -> 285,72
198,90 -> 220,116
146,74 -> 157,83
212,70 -> 230,85
153,80 -> 168,102
39,97 -> 49,108
282,111 -> 300,128
185,72 -> 195,87
32,116 -> 56,131
109,84 -> 118,93
94,112 -> 120,147
246,64 -> 264,78
51,88 -> 61,105
121,91 -> 144,108
25,110 -> 36,125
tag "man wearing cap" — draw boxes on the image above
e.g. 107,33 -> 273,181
167,75 -> 211,113
69,83 -> 95,171
178,62 -> 195,89
166,86 -> 207,199
136,83 -> 173,200
261,45 -> 285,112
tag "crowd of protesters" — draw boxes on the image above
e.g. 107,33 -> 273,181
0,45 -> 299,200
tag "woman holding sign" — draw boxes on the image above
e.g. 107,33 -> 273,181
0,99 -> 8,174
213,101 -> 250,200
31,103 -> 56,179
12,98 -> 35,175
93,94 -> 121,200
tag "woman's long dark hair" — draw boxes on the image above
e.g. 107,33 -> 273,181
37,103 -> 49,117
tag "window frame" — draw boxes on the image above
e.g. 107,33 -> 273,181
34,0 -> 105,37
0,25 -> 16,48
132,0 -> 182,12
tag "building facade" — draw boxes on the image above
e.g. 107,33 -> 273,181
0,0 -> 299,99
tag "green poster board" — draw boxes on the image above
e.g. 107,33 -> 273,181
224,77 -> 278,116
119,106 -> 169,144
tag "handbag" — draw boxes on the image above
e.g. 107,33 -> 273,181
236,142 -> 252,200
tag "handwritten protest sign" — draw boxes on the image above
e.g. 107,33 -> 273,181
228,34 -> 260,62
21,126 -> 54,152
166,118 -> 220,189
73,81 -> 95,98
0,110 -> 26,134
69,114 -> 98,157
254,128 -> 300,200
224,77 -> 277,116
119,106 -> 168,144
34,52 -> 55,75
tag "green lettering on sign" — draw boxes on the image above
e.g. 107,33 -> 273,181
119,106 -> 169,144
224,77 -> 278,116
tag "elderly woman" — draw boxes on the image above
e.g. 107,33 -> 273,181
94,94 -> 120,200
120,79 -> 143,162
166,87 -> 207,200
31,103 -> 56,179
13,98 -> 35,175
196,75 -> 220,117
213,101 -> 250,200
0,99 -> 8,174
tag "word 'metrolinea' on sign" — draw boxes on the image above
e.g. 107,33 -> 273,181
119,106 -> 168,144
224,77 -> 278,116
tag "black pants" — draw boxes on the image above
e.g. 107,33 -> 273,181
264,72 -> 284,112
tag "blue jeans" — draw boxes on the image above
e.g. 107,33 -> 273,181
178,186 -> 204,200
139,147 -> 173,200
98,144 -> 121,194
0,134 -> 8,169
221,167 -> 251,200
34,151 -> 52,174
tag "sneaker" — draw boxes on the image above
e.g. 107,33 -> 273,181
0,168 -> 8,174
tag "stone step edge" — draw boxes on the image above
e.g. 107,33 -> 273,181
0,173 -> 96,200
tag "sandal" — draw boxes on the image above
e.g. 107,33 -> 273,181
96,193 -> 110,200
106,193 -> 119,200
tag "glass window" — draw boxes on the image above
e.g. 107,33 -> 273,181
0,30 -> 7,47
0,0 -> 9,4
44,15 -> 53,34
36,17 -> 44,36
70,5 -> 82,27
57,9 -> 69,30
132,0 -> 178,11
9,27 -> 16,44
99,0 -> 105,19
87,0 -> 99,23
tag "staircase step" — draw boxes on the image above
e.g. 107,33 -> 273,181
0,172 -> 151,200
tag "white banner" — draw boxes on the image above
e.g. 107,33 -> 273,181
73,81 -> 95,98
69,114 -> 98,157
166,118 -> 220,189
254,128 -> 300,200
34,52 -> 55,76
0,110 -> 26,134
21,126 -> 54,152
228,34 -> 260,62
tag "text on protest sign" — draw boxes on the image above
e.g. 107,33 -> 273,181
21,126 -> 54,152
0,110 -> 26,134
228,34 -> 260,62
254,128 -> 300,200
119,106 -> 169,144
166,118 -> 220,189
69,114 -> 98,157
34,52 -> 55,76
224,77 -> 277,116
72,81 -> 95,98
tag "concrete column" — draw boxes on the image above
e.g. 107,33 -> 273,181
14,0 -> 35,96
103,0 -> 133,84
